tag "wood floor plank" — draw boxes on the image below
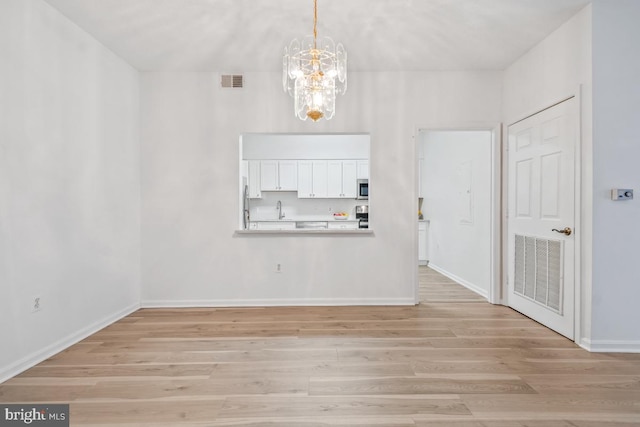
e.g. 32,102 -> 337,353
71,399 -> 225,424
426,337 -> 578,349
78,376 -> 309,400
217,396 -> 471,418
520,374 -> 640,393
41,348 -> 338,366
461,393 -> 640,418
309,376 -> 536,395
412,360 -> 518,375
16,363 -> 217,378
0,384 -> 89,402
196,420 -> 418,427
210,361 -> 416,378
299,329 -> 456,338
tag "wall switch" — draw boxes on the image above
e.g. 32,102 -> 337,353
276,263 -> 282,273
611,189 -> 634,201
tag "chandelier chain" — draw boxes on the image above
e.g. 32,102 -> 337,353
313,0 -> 318,48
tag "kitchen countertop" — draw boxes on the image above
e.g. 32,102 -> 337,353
249,215 -> 358,222
239,215 -> 366,234
236,229 -> 373,235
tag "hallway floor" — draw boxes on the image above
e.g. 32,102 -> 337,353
419,266 -> 486,303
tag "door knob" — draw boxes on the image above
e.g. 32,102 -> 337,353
552,227 -> 572,236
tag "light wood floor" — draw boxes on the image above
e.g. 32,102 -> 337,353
419,266 -> 486,303
2,267 -> 640,426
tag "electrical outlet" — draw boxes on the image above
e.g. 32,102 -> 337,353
276,263 -> 282,273
32,296 -> 42,313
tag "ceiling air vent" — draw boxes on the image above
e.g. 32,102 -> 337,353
221,74 -> 244,88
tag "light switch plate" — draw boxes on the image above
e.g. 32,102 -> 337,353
611,189 -> 634,201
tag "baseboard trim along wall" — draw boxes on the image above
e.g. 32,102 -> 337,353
0,303 -> 140,384
427,264 -> 489,300
142,298 -> 416,308
579,338 -> 640,353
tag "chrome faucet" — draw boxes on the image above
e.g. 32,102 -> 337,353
277,200 -> 284,220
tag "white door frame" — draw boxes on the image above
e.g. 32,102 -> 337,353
503,88 -> 582,344
413,123 -> 502,305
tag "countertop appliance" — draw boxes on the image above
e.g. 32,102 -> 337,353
355,205 -> 368,229
357,179 -> 368,200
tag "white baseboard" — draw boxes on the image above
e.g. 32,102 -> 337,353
427,264 -> 489,300
142,297 -> 416,308
579,338 -> 640,353
0,303 -> 140,384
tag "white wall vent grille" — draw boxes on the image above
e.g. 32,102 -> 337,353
514,234 -> 563,314
221,74 -> 244,88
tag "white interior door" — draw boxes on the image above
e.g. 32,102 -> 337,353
507,98 -> 576,339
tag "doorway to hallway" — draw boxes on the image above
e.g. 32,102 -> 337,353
416,128 -> 499,304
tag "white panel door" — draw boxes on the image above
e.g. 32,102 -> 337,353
507,98 -> 576,339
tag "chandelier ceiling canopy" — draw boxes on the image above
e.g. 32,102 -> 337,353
282,0 -> 347,122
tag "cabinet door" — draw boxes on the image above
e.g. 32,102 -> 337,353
297,161 -> 314,198
418,222 -> 427,262
357,160 -> 369,179
278,160 -> 298,191
341,161 -> 357,198
311,160 -> 328,198
248,161 -> 262,198
260,160 -> 279,191
256,221 -> 296,230
327,161 -> 343,198
328,221 -> 359,230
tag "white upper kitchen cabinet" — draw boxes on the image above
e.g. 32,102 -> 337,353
327,160 -> 357,198
298,160 -> 328,198
357,160 -> 369,179
260,160 -> 298,191
248,160 -> 262,198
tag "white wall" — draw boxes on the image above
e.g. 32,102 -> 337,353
0,0 -> 140,381
242,133 -> 369,159
589,0 -> 640,350
421,131 -> 492,298
140,71 -> 502,306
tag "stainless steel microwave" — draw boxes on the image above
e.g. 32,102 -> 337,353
357,179 -> 368,200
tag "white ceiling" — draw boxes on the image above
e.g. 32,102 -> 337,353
44,0 -> 590,72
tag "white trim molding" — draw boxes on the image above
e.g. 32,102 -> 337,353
579,338 -> 640,353
142,298 -> 416,308
0,303 -> 140,384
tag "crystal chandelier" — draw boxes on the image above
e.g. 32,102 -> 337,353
282,0 -> 347,121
